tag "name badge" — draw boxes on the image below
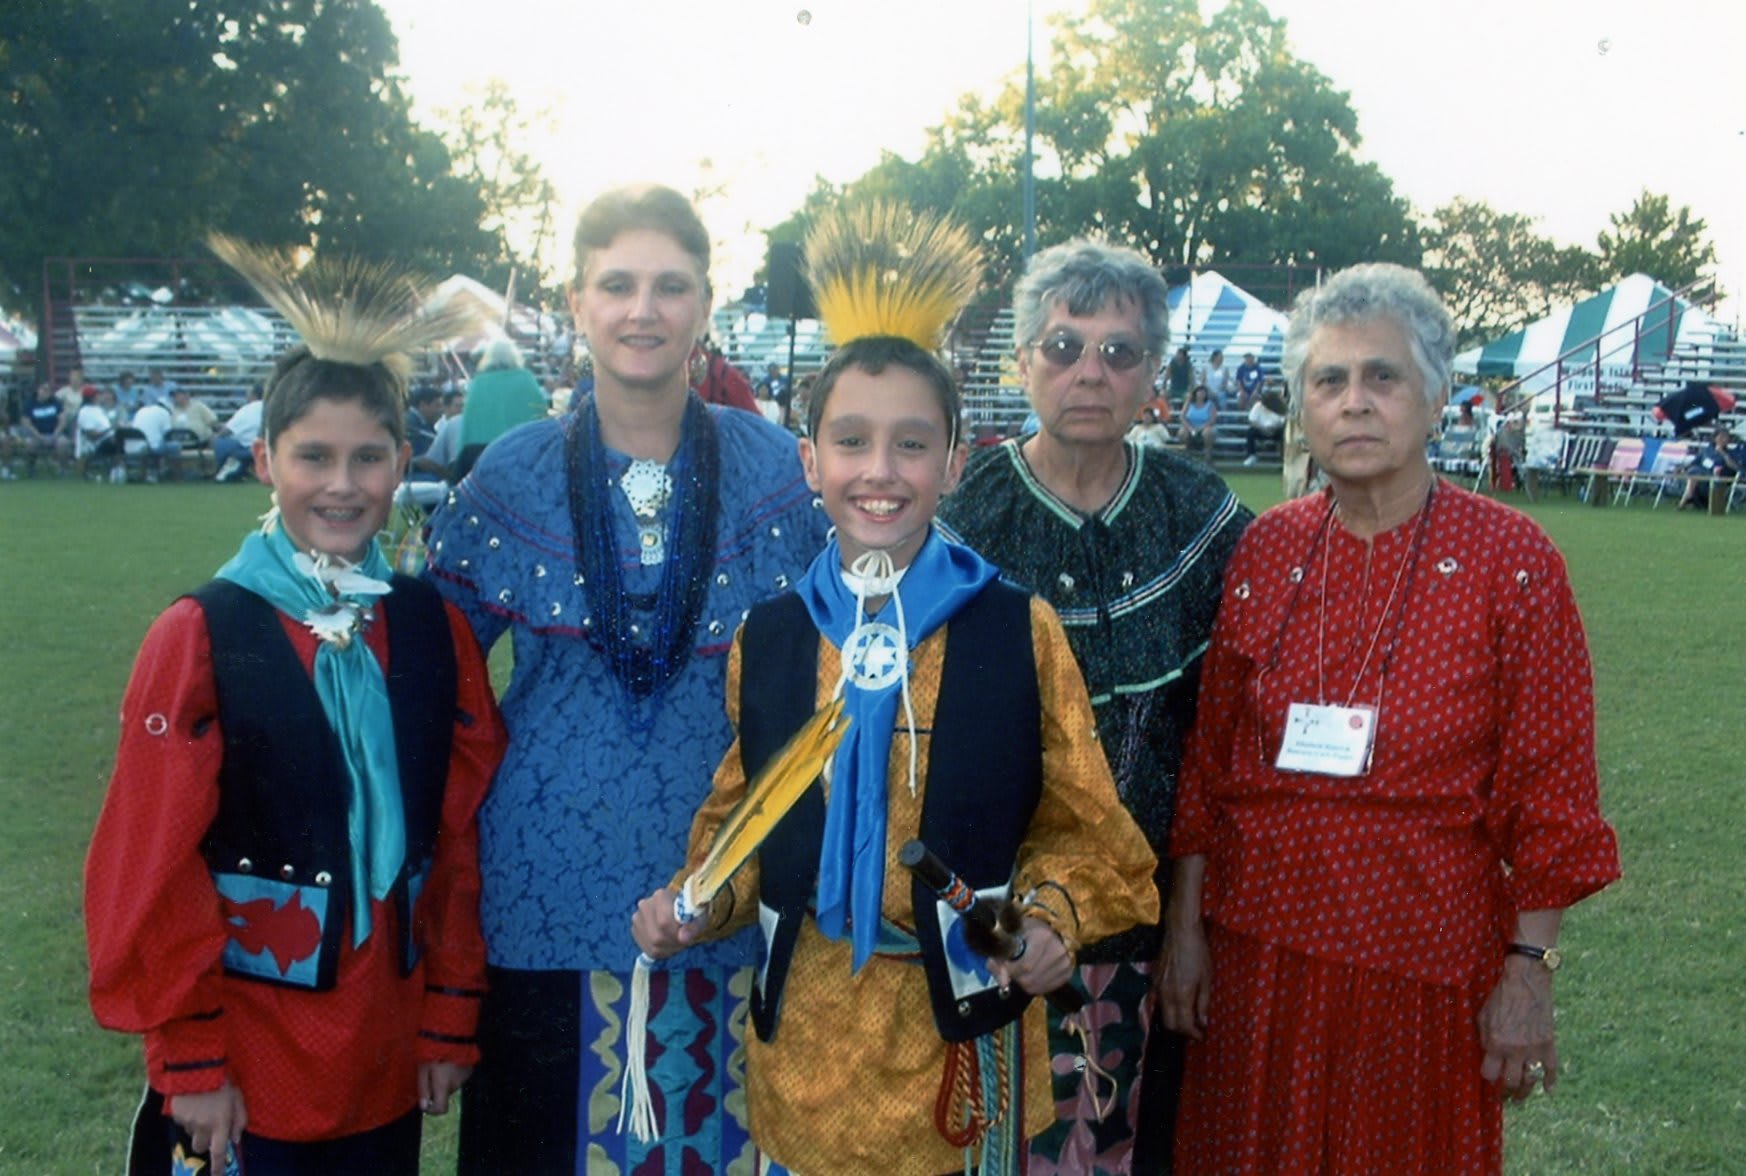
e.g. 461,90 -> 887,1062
1275,702 -> 1376,777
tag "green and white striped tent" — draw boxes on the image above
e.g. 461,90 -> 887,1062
1454,273 -> 1719,382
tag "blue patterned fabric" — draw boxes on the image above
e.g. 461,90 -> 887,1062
575,965 -> 763,1176
425,407 -> 829,971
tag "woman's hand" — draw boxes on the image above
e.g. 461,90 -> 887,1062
1155,923 -> 1212,1040
631,886 -> 704,960
989,917 -> 1072,995
419,1061 -> 472,1115
169,1082 -> 246,1173
1478,956 -> 1559,1100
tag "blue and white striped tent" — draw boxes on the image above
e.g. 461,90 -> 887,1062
1167,270 -> 1289,369
1454,273 -> 1719,381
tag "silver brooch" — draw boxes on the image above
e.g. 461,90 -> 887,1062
488,536 -> 501,550
716,572 -> 730,587
1234,582 -> 1252,600
708,620 -> 725,635
1515,570 -> 1531,587
497,588 -> 513,604
1437,557 -> 1460,575
1289,566 -> 1305,583
144,713 -> 169,736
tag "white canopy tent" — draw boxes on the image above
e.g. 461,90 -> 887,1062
1166,270 -> 1289,367
1453,274 -> 1722,399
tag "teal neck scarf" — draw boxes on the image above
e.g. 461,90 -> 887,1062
216,522 -> 404,946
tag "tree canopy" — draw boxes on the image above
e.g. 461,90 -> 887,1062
1420,198 -> 1595,350
1592,190 -> 1718,294
0,0 -> 508,314
764,0 -> 1725,353
766,0 -> 1420,301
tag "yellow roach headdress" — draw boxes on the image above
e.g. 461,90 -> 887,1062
803,202 -> 981,349
207,233 -> 478,383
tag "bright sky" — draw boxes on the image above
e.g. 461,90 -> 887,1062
379,0 -> 1746,322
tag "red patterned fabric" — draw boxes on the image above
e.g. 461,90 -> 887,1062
1171,482 -> 1620,1170
1177,925 -> 1499,1174
86,596 -> 505,1142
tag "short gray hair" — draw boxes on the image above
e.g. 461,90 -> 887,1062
1013,239 -> 1170,361
1281,263 -> 1454,413
479,339 -> 525,372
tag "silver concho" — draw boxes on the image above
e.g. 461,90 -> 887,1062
841,622 -> 906,691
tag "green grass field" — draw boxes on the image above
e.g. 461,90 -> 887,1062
1,472 -> 1740,1173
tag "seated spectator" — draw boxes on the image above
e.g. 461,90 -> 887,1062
456,340 -> 547,481
1182,383 -> 1218,457
755,361 -> 788,405
213,384 -> 264,481
694,337 -> 759,413
18,383 -> 72,474
1201,349 -> 1232,407
754,382 -> 784,426
1235,352 -> 1264,408
1243,389 -> 1287,466
54,367 -> 87,420
141,367 -> 178,407
1128,405 -> 1173,450
1166,344 -> 1193,402
169,387 -> 219,442
128,398 -> 179,482
114,371 -> 145,414
441,386 -> 466,421
405,384 -> 443,463
789,373 -> 815,434
76,388 -> 122,480
1678,424 -> 1745,511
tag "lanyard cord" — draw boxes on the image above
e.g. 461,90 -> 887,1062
1319,478 -> 1431,701
1262,482 -> 1437,698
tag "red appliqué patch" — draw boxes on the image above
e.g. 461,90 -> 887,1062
222,892 -> 323,975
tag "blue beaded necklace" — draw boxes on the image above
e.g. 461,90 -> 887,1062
566,391 -> 721,700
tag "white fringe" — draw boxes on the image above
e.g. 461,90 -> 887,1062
617,952 -> 659,1143
618,882 -> 701,1143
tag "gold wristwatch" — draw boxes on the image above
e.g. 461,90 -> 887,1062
1506,941 -> 1563,972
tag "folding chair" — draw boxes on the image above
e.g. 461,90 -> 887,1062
1581,438 -> 1642,506
1650,442 -> 1694,509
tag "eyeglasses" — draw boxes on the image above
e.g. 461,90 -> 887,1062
1032,333 -> 1151,373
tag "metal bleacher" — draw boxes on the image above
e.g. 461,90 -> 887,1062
1476,278 -> 1744,504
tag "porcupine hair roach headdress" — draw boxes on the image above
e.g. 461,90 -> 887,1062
801,202 -> 982,445
207,232 -> 479,445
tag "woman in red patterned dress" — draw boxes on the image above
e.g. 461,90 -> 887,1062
1158,263 -> 1621,1174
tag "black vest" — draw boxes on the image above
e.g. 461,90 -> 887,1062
190,575 -> 456,990
739,581 -> 1042,1044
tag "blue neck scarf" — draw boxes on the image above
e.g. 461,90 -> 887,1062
216,523 -> 404,946
796,529 -> 997,971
